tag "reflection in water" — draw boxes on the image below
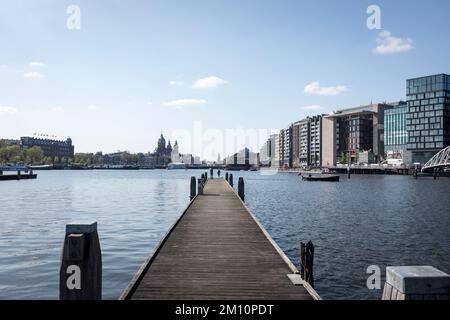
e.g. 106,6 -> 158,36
0,170 -> 449,299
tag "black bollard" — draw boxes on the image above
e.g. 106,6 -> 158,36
60,222 -> 102,300
225,172 -> 229,182
300,240 -> 315,287
229,174 -> 233,187
238,177 -> 245,201
197,178 -> 204,195
17,170 -> 21,180
190,176 -> 196,200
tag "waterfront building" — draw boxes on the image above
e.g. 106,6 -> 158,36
0,139 -> 21,146
20,136 -> 74,160
406,74 -> 450,164
384,101 -> 412,164
290,115 -> 323,168
284,125 -> 292,168
270,134 -> 280,168
309,115 -> 323,167
278,130 -> 285,168
322,103 -> 391,166
299,120 -> 309,167
278,125 -> 292,168
259,139 -> 271,166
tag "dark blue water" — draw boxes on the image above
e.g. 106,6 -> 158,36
0,170 -> 449,299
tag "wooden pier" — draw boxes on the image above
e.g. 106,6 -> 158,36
120,178 -> 319,300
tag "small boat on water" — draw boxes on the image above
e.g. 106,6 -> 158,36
302,174 -> 340,182
167,162 -> 187,170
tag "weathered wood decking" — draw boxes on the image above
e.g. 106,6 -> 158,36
120,179 -> 319,300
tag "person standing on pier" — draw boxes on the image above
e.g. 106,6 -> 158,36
210,168 -> 213,179
218,169 -> 221,178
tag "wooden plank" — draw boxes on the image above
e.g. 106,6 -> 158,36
122,179 -> 319,300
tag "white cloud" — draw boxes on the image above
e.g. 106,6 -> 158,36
304,81 -> 348,96
87,104 -> 100,111
301,105 -> 322,110
193,76 -> 228,89
163,99 -> 207,107
374,31 -> 413,54
0,105 -> 18,114
52,107 -> 64,112
29,61 -> 46,68
23,71 -> 45,79
169,80 -> 184,86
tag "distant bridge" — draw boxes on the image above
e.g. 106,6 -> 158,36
422,146 -> 450,172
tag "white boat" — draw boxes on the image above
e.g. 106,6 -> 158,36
167,162 -> 187,170
28,164 -> 54,170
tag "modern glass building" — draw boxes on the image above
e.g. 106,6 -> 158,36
384,101 -> 411,164
406,74 -> 450,164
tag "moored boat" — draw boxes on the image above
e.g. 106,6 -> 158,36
302,174 -> 340,182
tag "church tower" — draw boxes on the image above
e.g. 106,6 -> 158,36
171,140 -> 180,163
157,133 -> 166,156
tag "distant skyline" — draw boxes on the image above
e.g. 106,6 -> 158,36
1,0 -> 449,159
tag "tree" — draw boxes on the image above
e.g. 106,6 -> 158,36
0,145 -> 23,163
120,151 -> 132,164
25,146 -> 44,164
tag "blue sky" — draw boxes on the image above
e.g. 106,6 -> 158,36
0,0 -> 449,157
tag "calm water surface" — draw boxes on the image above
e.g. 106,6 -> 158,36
0,169 -> 449,299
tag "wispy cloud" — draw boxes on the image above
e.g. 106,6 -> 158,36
304,81 -> 348,96
0,105 -> 18,114
301,105 -> 322,110
87,104 -> 100,111
169,80 -> 184,86
193,76 -> 228,89
29,61 -> 46,68
23,71 -> 45,79
52,107 -> 64,112
163,98 -> 207,107
374,31 -> 413,54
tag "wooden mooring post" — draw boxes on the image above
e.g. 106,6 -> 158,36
60,221 -> 102,300
238,177 -> 245,201
225,172 -> 229,182
190,176 -> 196,200
229,173 -> 233,187
300,240 -> 314,287
382,266 -> 450,300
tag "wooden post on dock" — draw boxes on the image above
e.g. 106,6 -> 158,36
382,266 -> 450,300
0,170 -> 2,175
190,176 -> 196,200
205,172 -> 208,180
17,170 -> 21,180
433,168 -> 438,180
60,221 -> 102,300
300,240 -> 314,287
229,174 -> 233,187
225,172 -> 229,182
238,177 -> 245,202
198,178 -> 204,195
